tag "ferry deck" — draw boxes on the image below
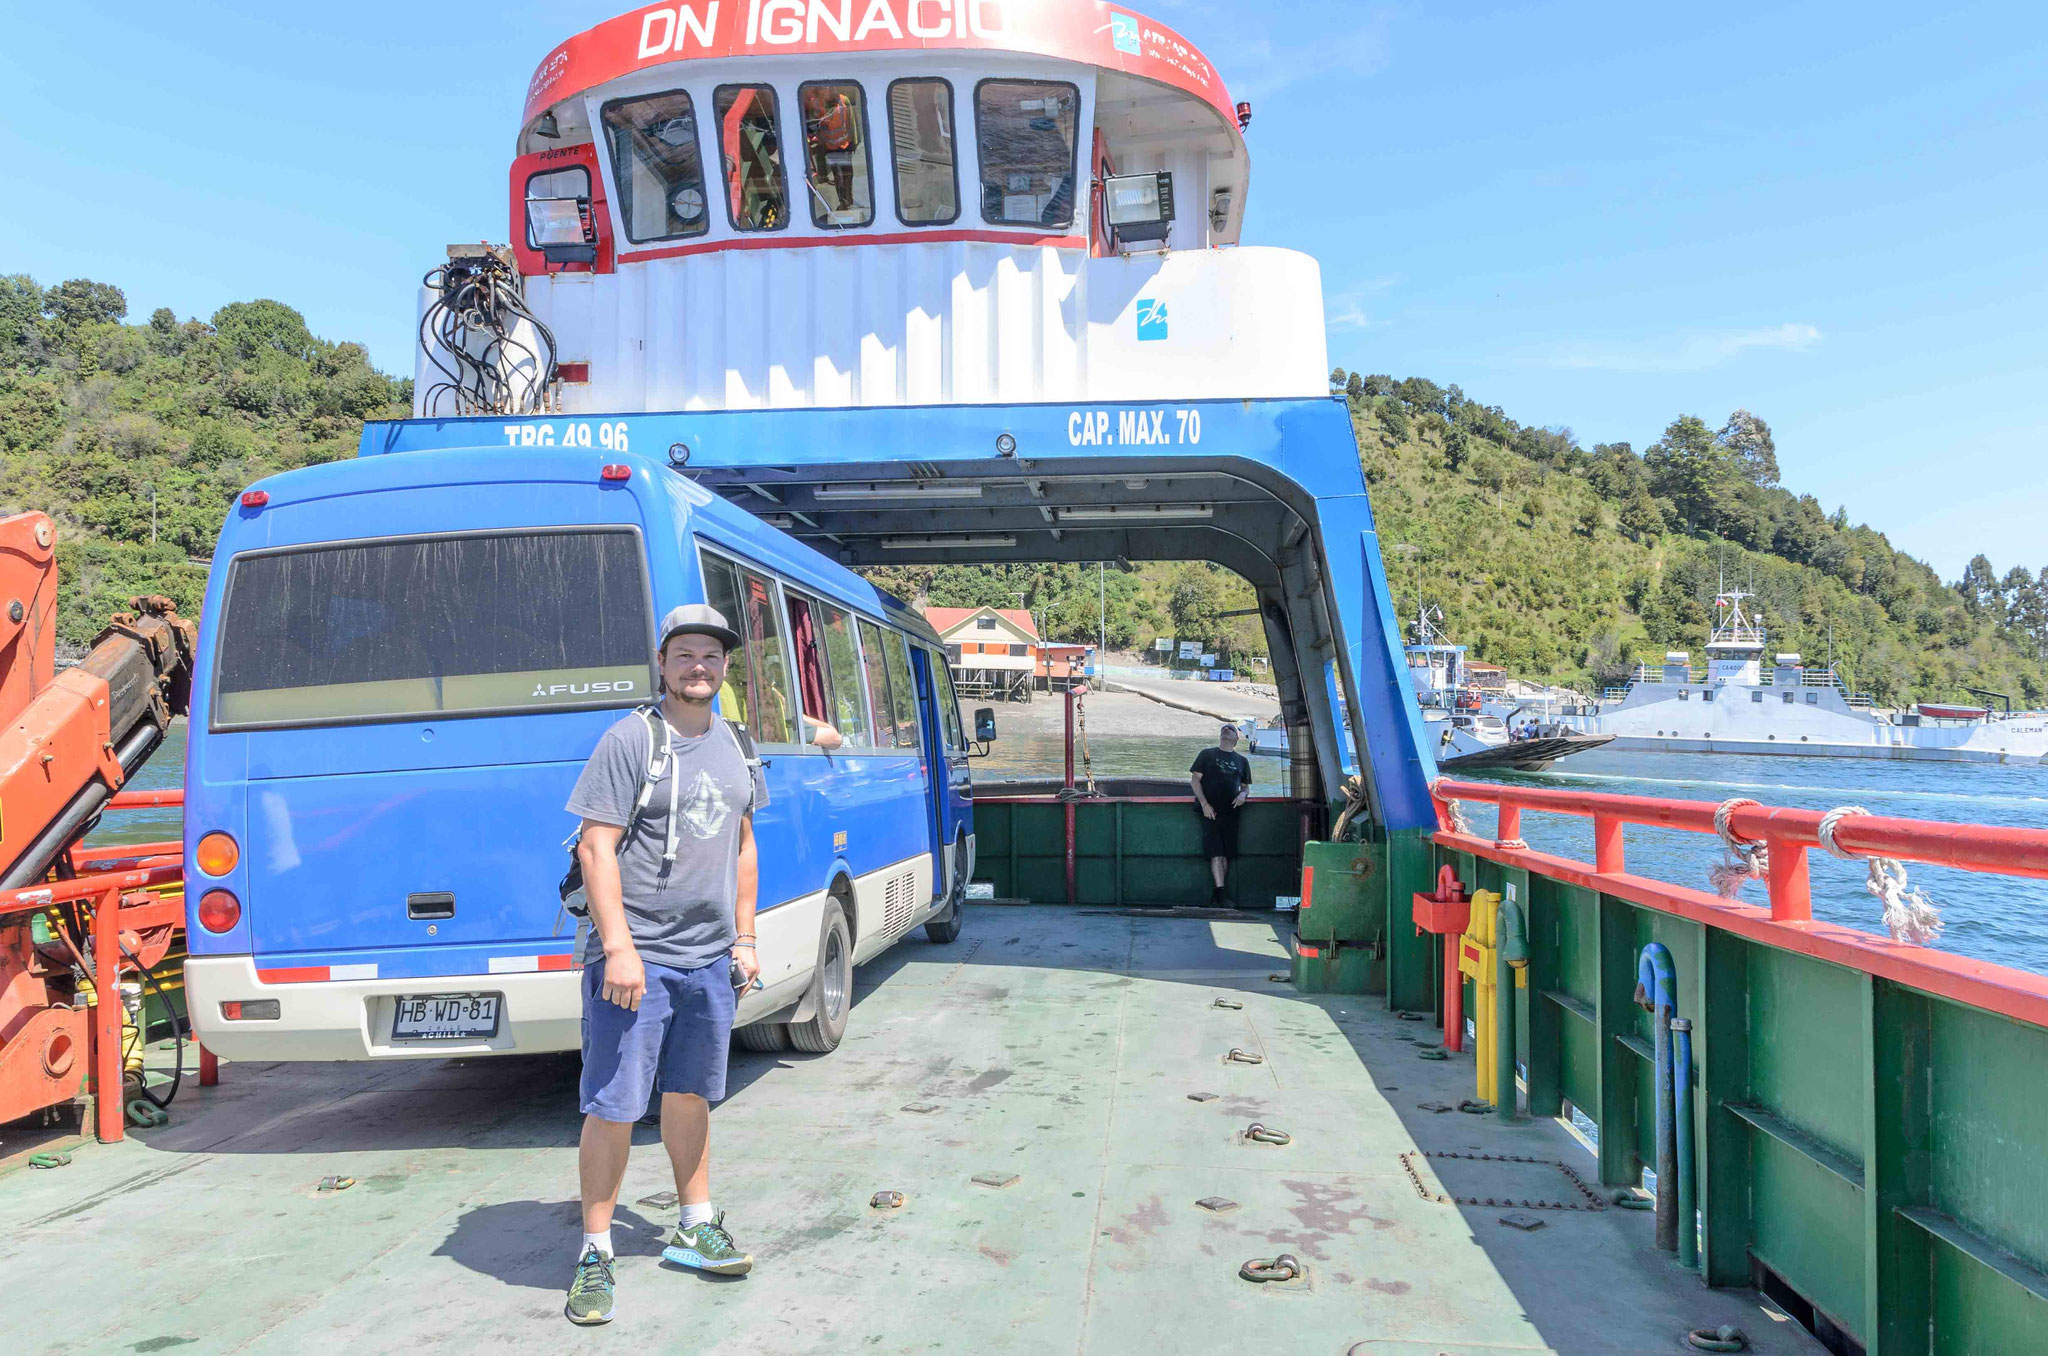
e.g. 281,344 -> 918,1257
3,907 -> 1816,1355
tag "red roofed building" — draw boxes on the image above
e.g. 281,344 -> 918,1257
925,605 -> 1041,701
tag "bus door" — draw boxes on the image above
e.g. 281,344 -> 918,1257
908,646 -> 963,900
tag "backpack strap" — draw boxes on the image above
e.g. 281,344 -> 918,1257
724,718 -> 761,770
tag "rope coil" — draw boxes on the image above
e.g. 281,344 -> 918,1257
1708,797 -> 1769,898
1817,806 -> 1944,945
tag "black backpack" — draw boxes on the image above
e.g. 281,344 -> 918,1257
557,706 -> 760,919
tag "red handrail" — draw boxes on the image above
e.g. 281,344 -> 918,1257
1434,778 -> 2048,884
1428,776 -> 2048,1029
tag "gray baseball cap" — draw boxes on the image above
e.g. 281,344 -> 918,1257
658,603 -> 740,652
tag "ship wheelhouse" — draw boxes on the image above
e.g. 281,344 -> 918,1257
421,0 -> 1329,417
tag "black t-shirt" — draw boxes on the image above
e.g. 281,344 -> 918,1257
1190,746 -> 1252,812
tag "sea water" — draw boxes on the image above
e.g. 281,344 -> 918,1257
103,723 -> 2048,975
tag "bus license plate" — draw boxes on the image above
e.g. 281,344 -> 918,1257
392,994 -> 500,1041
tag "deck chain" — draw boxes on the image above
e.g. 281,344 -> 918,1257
1397,1150 -> 1607,1212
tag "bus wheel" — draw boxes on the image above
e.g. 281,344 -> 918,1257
925,844 -> 966,944
733,1022 -> 790,1052
788,898 -> 852,1054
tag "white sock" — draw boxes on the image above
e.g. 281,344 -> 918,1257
580,1230 -> 613,1259
679,1201 -> 715,1230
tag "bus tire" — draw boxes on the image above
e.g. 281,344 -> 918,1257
733,1022 -> 790,1052
788,898 -> 852,1054
924,840 -> 967,944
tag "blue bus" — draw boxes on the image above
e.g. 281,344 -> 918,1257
183,446 -> 977,1061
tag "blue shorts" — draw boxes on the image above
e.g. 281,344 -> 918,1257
579,956 -> 737,1121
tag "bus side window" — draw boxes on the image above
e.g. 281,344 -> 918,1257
856,618 -> 896,747
819,602 -> 871,746
783,591 -> 837,737
931,652 -> 967,749
883,630 -> 920,749
698,553 -> 754,728
736,567 -> 797,744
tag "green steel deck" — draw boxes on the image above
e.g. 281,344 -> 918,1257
4,907 -> 1814,1354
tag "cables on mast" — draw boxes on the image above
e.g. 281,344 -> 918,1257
417,250 -> 558,417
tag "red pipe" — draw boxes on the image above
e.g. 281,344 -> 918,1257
1443,936 -> 1464,1053
1434,777 -> 2048,882
1064,688 -> 1077,906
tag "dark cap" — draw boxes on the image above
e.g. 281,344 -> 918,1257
658,603 -> 740,652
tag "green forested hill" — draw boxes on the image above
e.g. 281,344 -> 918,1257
0,274 -> 410,648
1332,371 -> 2046,706
4,269 -> 2040,706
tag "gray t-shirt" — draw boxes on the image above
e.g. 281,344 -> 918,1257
565,709 -> 769,970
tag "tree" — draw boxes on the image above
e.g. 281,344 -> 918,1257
1716,409 -> 1779,487
1619,488 -> 1662,541
1644,414 -> 1730,532
1956,554 -> 1999,615
1327,367 -> 1347,395
211,299 -> 316,362
0,274 -> 43,352
1168,565 -> 1224,645
1576,501 -> 1606,537
42,278 -> 127,330
1520,492 -> 1545,526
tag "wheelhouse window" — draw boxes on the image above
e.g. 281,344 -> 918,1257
714,84 -> 789,231
525,166 -> 593,251
797,81 -> 873,229
601,90 -> 710,243
214,529 -> 650,729
888,79 -> 958,225
975,79 -> 1080,228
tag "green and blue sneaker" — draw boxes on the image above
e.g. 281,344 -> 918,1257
663,1210 -> 754,1275
565,1246 -> 617,1325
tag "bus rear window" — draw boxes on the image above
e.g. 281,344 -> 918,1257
213,529 -> 651,729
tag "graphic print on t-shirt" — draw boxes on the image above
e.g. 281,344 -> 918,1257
678,768 -> 732,839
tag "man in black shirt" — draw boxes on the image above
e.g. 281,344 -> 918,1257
1189,725 -> 1253,906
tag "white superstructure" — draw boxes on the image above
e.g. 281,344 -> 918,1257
1571,592 -> 2048,764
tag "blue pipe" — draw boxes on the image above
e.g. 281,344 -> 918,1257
1636,943 -> 1678,1254
1672,1016 -> 1698,1270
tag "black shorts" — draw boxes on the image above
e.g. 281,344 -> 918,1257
1197,806 -> 1239,859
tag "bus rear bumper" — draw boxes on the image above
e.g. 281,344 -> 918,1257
185,954 -> 582,1061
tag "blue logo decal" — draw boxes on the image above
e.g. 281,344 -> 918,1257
1110,13 -> 1141,55
1135,299 -> 1169,341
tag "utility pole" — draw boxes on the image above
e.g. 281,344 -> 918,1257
146,483 -> 157,544
1098,562 -> 1106,656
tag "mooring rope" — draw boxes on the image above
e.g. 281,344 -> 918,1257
1816,805 -> 1944,945
1708,797 -> 1769,898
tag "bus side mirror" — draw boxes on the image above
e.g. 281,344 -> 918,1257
974,707 -> 997,743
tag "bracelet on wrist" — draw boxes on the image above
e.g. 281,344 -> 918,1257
732,942 -> 756,950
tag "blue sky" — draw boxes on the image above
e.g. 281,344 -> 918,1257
4,1 -> 2042,580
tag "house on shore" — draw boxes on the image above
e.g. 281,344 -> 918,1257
926,606 -> 1041,702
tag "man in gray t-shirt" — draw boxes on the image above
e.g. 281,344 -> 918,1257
563,603 -> 769,1326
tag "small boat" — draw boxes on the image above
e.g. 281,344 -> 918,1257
1916,703 -> 1989,722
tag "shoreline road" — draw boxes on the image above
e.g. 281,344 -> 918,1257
1107,672 -> 1280,726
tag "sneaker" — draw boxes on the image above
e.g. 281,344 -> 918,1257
663,1210 -> 755,1276
565,1246 -> 616,1325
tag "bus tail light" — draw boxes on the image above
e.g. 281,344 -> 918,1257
600,464 -> 631,481
221,1000 -> 279,1021
198,890 -> 241,933
195,831 -> 239,876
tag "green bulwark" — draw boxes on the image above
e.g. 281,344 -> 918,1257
1432,844 -> 2048,1355
970,798 -> 1303,908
